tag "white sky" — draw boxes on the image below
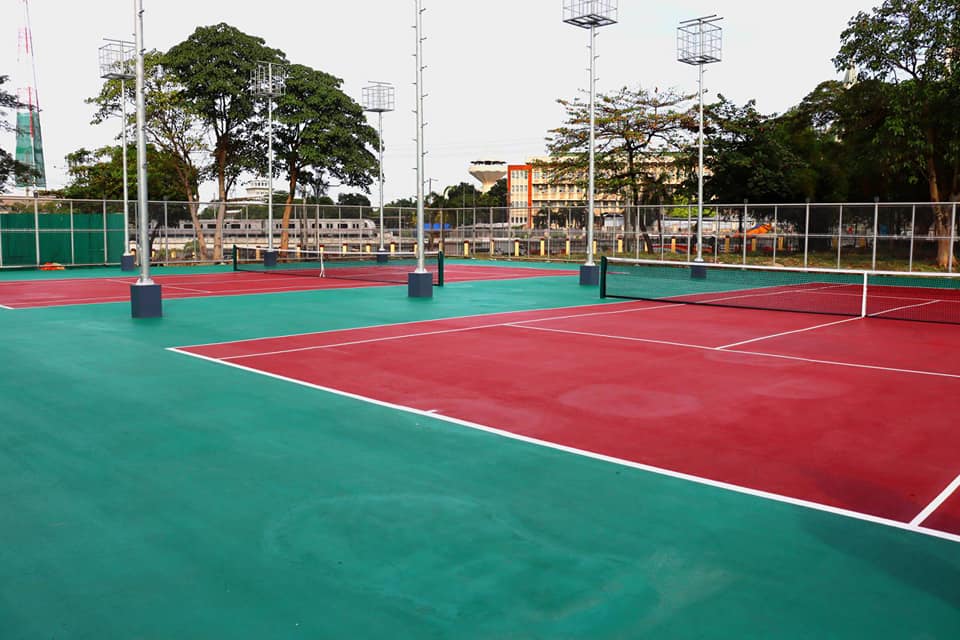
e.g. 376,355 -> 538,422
2,0 -> 874,202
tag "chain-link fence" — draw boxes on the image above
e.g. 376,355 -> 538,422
1,197 -> 957,273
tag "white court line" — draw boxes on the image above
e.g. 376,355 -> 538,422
0,303 -> 14,310
911,474 -> 960,527
715,317 -> 862,350
166,346 -> 960,546
869,299 -> 941,318
170,299 -> 649,349
510,324 -> 960,380
218,303 -> 687,360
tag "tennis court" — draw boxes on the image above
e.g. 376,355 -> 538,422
2,258 -> 960,638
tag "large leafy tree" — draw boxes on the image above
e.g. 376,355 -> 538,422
691,96 -> 811,204
88,52 -> 208,255
0,75 -> 33,190
166,24 -> 285,259
545,87 -> 693,242
833,0 -> 960,267
269,64 -> 378,250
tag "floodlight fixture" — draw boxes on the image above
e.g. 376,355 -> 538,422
250,62 -> 287,256
563,0 -> 617,286
364,81 -> 395,253
678,15 -> 723,264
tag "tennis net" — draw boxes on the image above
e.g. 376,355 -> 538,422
233,246 -> 444,286
600,257 -> 960,324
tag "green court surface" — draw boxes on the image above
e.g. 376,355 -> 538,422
1,267 -> 959,639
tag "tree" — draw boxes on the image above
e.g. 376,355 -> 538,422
269,64 -> 378,250
166,24 -> 285,259
338,193 -> 371,206
690,96 -> 811,204
834,0 -> 960,267
60,144 -> 191,251
88,52 -> 208,256
0,75 -> 34,189
545,87 -> 693,243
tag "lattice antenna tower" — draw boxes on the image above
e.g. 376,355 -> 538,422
15,0 -> 46,191
678,15 -> 723,264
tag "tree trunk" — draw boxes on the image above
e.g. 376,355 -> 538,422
279,168 -> 299,251
174,163 -> 206,259
925,133 -> 955,269
214,148 -> 227,261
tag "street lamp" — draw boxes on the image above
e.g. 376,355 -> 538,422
563,0 -> 617,286
99,38 -> 136,271
130,0 -> 161,317
678,15 -> 723,269
362,81 -> 395,259
250,61 -> 287,265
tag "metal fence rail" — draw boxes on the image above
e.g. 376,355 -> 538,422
1,196 -> 957,273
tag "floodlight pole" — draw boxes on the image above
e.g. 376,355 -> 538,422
408,0 -> 432,297
564,2 -> 617,286
130,0 -> 162,317
268,65 -> 275,253
377,110 -> 385,251
678,15 -> 723,266
363,81 -> 395,257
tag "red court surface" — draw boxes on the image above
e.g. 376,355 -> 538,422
0,263 -> 575,309
173,301 -> 960,542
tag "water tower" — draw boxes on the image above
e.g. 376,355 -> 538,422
469,160 -> 507,194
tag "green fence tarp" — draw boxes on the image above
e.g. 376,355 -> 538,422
0,213 -> 125,267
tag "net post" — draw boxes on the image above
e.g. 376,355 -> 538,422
600,256 -> 608,297
861,271 -> 868,318
232,245 -> 238,271
437,250 -> 445,286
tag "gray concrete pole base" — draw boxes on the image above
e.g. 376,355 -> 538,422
120,255 -> 137,271
263,250 -> 278,267
579,264 -> 600,286
130,283 -> 163,318
407,271 -> 434,298
376,251 -> 390,264
690,264 -> 708,279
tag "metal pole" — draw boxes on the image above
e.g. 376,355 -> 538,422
414,0 -> 426,272
908,204 -> 916,272
134,0 -> 152,284
121,78 -> 131,257
742,200 -> 748,265
69,200 -> 75,265
772,205 -> 778,265
695,60 -> 705,263
871,198 -> 879,271
378,111 -> 385,251
687,204 -> 692,261
33,195 -> 40,266
102,198 -> 108,263
803,200 -> 810,268
163,199 -> 168,262
585,24 -> 597,268
949,202 -> 957,273
267,63 -> 275,252
837,205 -> 843,269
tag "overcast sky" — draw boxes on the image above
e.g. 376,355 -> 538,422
2,0 -> 875,203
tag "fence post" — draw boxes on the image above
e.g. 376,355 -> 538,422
103,198 -> 110,264
163,200 -> 169,263
872,197 -> 880,271
803,199 -> 810,268
34,195 -> 40,266
686,204 -> 692,261
772,205 -> 779,265
742,200 -> 748,265
836,204 -> 843,269
950,202 -> 957,273
69,200 -> 76,265
908,204 -> 916,272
